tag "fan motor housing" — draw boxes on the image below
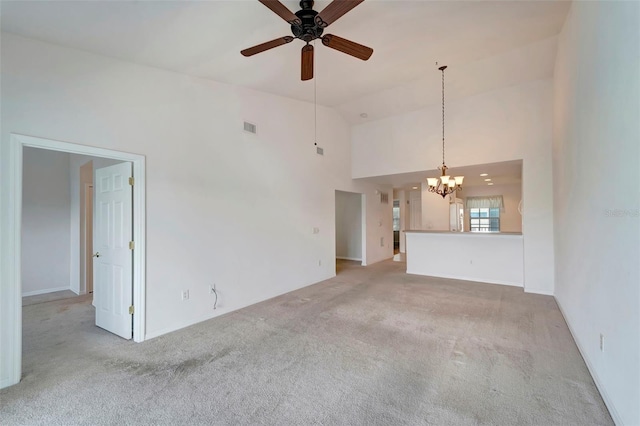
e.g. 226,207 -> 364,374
292,1 -> 323,42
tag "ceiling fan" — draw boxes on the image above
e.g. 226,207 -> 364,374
241,0 -> 373,81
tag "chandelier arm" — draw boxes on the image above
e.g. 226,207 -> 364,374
314,39 -> 317,146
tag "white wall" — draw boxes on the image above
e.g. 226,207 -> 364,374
335,191 -> 362,261
352,79 -> 554,295
552,2 -> 640,424
408,189 -> 422,230
420,184 -> 450,231
0,32 -> 393,359
462,183 -> 522,233
21,147 -> 72,296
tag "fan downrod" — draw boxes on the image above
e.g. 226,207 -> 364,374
292,0 -> 324,42
299,0 -> 314,9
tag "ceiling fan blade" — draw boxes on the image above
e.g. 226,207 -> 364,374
316,0 -> 365,28
258,0 -> 301,26
301,45 -> 314,81
321,34 -> 373,60
241,36 -> 294,57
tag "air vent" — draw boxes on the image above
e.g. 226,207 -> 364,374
243,121 -> 257,134
379,192 -> 389,204
316,146 -> 324,156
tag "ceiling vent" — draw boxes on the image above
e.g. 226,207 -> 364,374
243,121 -> 257,134
316,146 -> 324,156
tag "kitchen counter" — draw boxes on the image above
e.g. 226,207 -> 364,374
405,230 -> 522,236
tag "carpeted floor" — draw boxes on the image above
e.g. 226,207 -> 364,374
1,259 -> 612,425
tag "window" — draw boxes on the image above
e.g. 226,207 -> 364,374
469,207 -> 500,232
465,196 -> 504,232
392,200 -> 400,231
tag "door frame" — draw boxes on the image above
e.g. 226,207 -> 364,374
1,133 -> 146,389
82,182 -> 94,295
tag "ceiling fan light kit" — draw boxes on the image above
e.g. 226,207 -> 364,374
241,0 -> 374,81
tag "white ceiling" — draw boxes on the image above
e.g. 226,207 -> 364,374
1,0 -> 570,123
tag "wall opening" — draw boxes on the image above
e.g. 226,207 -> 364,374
335,190 -> 364,272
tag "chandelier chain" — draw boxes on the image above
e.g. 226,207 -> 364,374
314,40 -> 317,146
442,66 -> 445,166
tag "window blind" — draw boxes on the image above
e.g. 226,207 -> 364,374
465,196 -> 505,211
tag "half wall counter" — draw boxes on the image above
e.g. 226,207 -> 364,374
405,231 -> 524,287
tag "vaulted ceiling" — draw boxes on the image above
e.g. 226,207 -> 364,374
2,0 -> 570,123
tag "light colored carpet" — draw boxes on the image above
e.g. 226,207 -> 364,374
1,259 -> 612,425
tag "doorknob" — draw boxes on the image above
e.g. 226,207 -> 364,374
93,252 -> 100,258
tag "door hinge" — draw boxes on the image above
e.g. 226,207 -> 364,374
129,177 -> 134,186
129,305 -> 134,315
129,241 -> 135,250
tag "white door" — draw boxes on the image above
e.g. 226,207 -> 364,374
94,162 -> 133,339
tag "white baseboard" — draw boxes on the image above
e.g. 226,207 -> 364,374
555,297 -> 621,425
21,286 -> 70,297
363,256 -> 394,267
524,288 -> 554,296
405,270 -> 523,288
1,377 -> 18,389
145,309 -> 228,340
336,256 -> 362,262
145,272 -> 343,341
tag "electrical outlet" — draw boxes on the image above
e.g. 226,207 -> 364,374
181,290 -> 189,301
600,334 -> 604,352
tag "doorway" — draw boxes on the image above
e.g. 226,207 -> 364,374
335,190 -> 365,273
1,134 -> 146,389
393,200 -> 400,254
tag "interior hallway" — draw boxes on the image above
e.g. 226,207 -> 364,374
1,260 -> 611,425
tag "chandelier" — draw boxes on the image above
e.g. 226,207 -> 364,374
427,65 -> 464,198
